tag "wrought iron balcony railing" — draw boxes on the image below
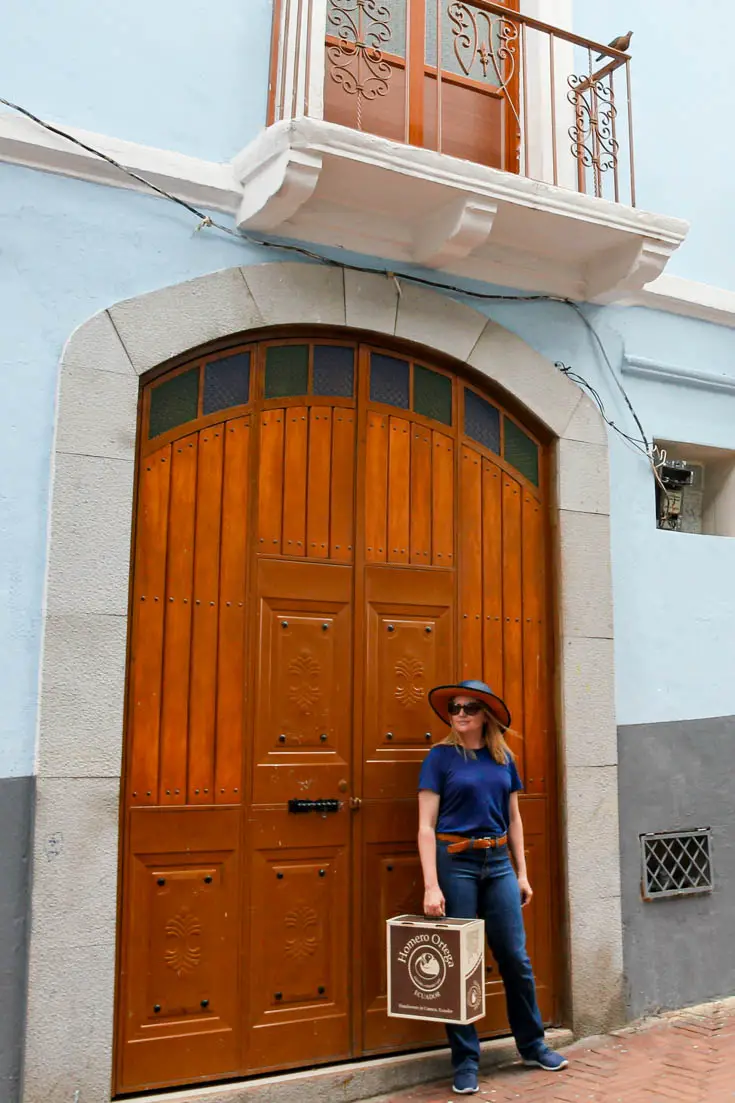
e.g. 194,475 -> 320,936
268,0 -> 636,206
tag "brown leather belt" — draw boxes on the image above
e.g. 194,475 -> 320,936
437,833 -> 508,854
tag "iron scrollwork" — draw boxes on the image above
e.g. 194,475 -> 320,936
327,0 -> 393,124
446,2 -> 521,140
567,72 -> 619,197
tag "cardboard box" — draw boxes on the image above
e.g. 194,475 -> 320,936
386,915 -> 485,1024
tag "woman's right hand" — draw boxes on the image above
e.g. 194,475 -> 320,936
423,885 -> 446,917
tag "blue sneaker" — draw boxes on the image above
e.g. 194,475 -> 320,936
452,1067 -> 479,1094
521,1045 -> 569,1071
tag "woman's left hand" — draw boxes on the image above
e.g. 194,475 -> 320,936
517,875 -> 533,907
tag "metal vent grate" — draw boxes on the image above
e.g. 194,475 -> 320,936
641,828 -> 713,900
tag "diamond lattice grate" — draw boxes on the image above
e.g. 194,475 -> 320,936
641,829 -> 713,900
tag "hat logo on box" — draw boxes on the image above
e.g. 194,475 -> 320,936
407,945 -> 447,993
467,982 -> 482,1010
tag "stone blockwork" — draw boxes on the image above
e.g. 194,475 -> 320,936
23,262 -> 621,1102
0,776 -> 34,1103
618,715 -> 735,1018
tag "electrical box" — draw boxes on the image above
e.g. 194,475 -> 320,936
657,459 -> 705,532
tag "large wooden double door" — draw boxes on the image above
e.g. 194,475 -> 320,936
115,335 -> 558,1093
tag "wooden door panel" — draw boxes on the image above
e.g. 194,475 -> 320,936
247,840 -> 351,1071
128,441 -> 171,805
518,798 -> 554,1021
459,445 -> 483,678
121,340 -> 557,1092
363,566 -> 455,800
361,802 -> 445,1052
257,406 -> 356,562
215,417 -> 251,801
253,559 -> 352,805
117,808 -> 241,1092
481,458 -> 504,696
188,427 -> 225,803
501,473 -> 525,772
248,555 -> 353,1072
521,490 -> 548,794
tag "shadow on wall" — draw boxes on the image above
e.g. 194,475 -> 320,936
0,777 -> 34,1103
618,716 -> 735,1018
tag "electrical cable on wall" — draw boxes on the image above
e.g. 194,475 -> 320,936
1,94 -> 665,488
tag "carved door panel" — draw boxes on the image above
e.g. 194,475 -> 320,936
362,566 -> 454,800
359,565 -> 455,1051
252,559 -> 352,805
118,808 -> 241,1090
246,558 -> 353,1072
119,338 -> 558,1091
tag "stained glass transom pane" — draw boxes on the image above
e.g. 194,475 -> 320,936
413,364 -> 452,425
264,345 -> 309,399
370,352 -> 410,408
149,368 -> 199,439
504,417 -> 539,486
203,352 -> 251,415
464,388 -> 499,453
313,345 -> 355,397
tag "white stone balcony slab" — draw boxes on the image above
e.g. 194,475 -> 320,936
234,114 -> 687,299
233,0 -> 687,298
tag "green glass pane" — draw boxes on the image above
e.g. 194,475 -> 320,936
413,364 -> 452,425
504,418 -> 539,486
265,345 -> 309,399
148,368 -> 198,439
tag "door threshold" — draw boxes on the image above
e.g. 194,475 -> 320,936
127,1028 -> 573,1103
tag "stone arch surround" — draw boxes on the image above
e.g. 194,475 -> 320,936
23,262 -> 622,1102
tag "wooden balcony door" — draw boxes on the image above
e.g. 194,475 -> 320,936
115,337 -> 558,1094
323,0 -> 521,170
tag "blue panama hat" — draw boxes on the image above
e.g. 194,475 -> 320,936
428,678 -> 511,729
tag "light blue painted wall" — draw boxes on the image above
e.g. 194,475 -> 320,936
2,164 -> 735,778
489,298 -> 735,727
0,164 -> 274,778
0,0 -> 273,161
2,0 -> 734,287
573,0 -> 735,290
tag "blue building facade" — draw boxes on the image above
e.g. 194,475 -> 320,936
1,1 -> 735,1100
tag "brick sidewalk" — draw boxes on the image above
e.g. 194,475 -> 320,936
372,1000 -> 735,1103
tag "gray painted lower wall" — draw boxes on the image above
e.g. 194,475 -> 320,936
0,775 -> 34,1103
618,716 -> 735,1018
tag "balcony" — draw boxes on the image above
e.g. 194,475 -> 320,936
234,1 -> 687,298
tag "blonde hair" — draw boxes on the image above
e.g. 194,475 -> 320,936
441,707 -> 517,765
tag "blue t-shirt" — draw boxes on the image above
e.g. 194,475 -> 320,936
418,743 -> 523,837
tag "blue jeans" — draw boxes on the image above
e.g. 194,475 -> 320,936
436,841 -> 545,1072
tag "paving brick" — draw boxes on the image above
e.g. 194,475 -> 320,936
370,1001 -> 735,1103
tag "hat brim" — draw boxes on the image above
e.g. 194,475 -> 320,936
428,684 -> 511,729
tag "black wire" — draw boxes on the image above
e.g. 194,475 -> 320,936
556,364 -> 651,459
0,95 -> 243,235
564,301 -> 651,453
2,94 -> 657,460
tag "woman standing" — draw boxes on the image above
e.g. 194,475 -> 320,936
418,679 -> 568,1095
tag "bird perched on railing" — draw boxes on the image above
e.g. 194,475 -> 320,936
596,31 -> 633,60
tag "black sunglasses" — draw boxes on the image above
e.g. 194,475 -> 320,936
447,701 -> 484,716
